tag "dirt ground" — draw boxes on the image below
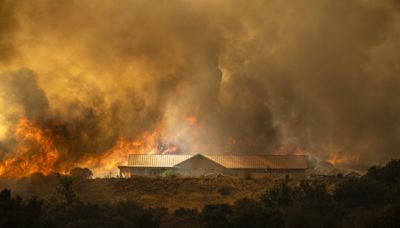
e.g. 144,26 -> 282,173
76,177 -> 278,210
0,175 -> 339,210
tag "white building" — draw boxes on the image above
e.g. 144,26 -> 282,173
118,154 -> 308,179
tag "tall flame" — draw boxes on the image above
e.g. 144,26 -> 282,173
78,127 -> 178,177
0,117 -> 60,177
0,116 -> 184,178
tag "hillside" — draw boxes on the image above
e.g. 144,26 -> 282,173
0,175 -> 338,210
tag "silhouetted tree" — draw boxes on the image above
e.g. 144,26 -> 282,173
56,174 -> 77,204
70,167 -> 93,179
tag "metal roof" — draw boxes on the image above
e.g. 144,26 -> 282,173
127,154 -> 192,167
204,155 -> 308,169
124,154 -> 308,169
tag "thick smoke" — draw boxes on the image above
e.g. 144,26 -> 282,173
0,69 -> 49,120
0,69 -> 49,149
0,0 -> 18,62
0,0 -> 400,170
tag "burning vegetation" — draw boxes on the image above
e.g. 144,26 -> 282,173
1,0 -> 400,179
1,0 -> 400,227
0,117 -> 59,177
0,116 -> 183,177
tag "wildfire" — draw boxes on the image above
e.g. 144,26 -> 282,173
0,115 -> 185,178
0,116 -> 365,178
0,117 -> 60,178
327,151 -> 360,165
78,128 -> 178,177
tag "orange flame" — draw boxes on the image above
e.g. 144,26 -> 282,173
0,117 -> 60,178
0,116 -> 183,178
327,151 -> 360,165
78,127 -> 178,177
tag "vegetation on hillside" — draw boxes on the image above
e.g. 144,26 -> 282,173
1,160 -> 400,227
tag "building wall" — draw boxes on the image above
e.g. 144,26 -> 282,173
220,168 -> 305,179
119,167 -> 169,177
175,155 -> 225,177
248,169 -> 306,179
120,166 -> 306,179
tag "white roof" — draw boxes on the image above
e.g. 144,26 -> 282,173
121,154 -> 308,169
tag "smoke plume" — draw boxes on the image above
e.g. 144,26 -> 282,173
1,0 -> 400,174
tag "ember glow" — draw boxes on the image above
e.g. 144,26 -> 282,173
327,152 -> 361,166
